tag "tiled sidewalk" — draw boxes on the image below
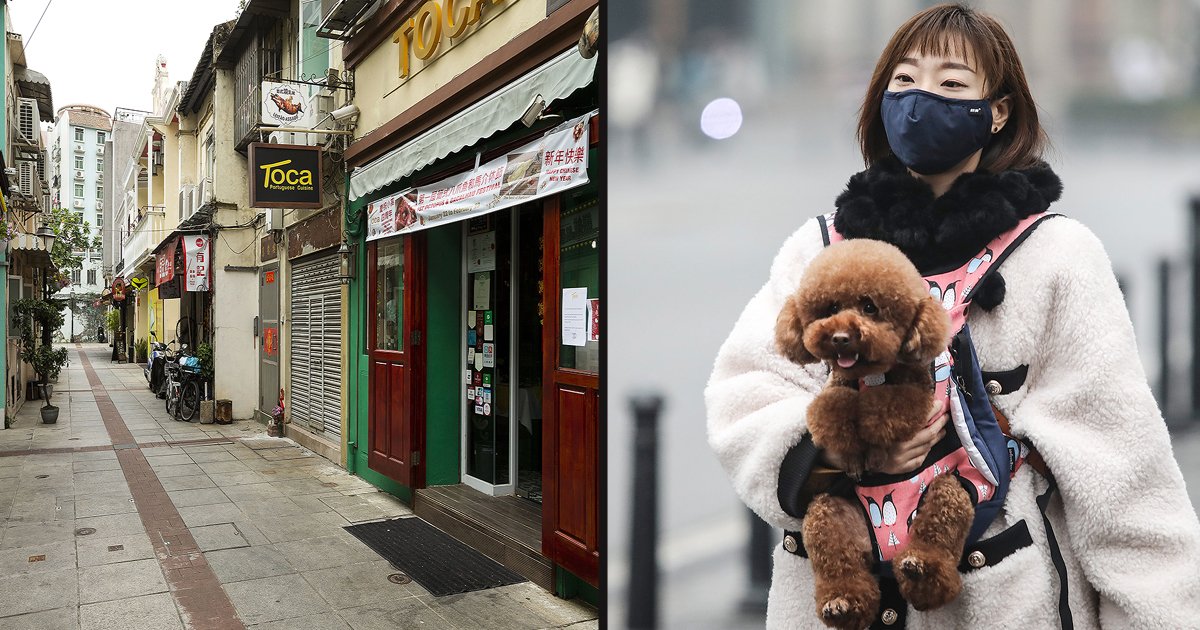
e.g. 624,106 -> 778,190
0,344 -> 597,629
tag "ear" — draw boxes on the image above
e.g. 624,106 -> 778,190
901,298 -> 951,363
775,295 -> 817,365
990,95 -> 1012,134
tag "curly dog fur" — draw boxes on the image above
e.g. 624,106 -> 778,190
776,238 -> 974,627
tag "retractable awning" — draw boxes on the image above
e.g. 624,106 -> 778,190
348,47 -> 596,201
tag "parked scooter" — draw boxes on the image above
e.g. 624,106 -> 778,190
144,333 -> 172,398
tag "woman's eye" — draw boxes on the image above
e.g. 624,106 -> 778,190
862,301 -> 878,315
893,74 -> 913,83
942,80 -> 966,88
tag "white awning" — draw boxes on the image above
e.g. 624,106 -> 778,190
349,47 -> 596,201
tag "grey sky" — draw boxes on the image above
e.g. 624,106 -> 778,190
8,0 -> 242,117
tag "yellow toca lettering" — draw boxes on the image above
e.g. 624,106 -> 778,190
261,159 -> 293,188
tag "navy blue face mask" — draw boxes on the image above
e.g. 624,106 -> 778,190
880,89 -> 993,175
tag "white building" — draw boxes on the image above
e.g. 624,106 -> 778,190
48,104 -> 112,340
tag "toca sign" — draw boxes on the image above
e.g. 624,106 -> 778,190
393,0 -> 508,79
248,143 -> 323,209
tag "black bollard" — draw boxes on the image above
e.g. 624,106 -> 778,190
739,509 -> 773,614
628,393 -> 663,630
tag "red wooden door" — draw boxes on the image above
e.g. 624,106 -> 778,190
542,188 -> 600,586
367,235 -> 426,488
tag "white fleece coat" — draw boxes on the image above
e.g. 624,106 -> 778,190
705,215 -> 1200,629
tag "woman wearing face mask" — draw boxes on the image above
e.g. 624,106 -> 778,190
706,4 -> 1200,630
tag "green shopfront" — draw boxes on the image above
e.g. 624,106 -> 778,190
340,0 -> 599,599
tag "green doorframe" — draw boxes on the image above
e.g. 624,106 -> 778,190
1,1 -> 11,419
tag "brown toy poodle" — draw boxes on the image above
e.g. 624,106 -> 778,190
776,239 -> 971,629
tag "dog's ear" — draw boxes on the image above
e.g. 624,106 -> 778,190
901,297 -> 951,363
775,295 -> 818,364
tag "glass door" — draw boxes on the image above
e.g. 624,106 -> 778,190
462,212 -> 514,494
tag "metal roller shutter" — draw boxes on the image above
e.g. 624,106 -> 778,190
290,253 -> 343,439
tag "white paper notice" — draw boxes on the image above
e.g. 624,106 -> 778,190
473,274 -> 490,310
562,288 -> 588,347
467,348 -> 475,363
474,351 -> 484,371
465,370 -> 472,384
484,324 -> 494,341
467,232 -> 497,273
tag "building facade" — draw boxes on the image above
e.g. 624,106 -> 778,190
337,0 -> 600,599
2,6 -> 58,419
48,104 -> 110,340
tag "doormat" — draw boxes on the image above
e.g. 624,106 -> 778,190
344,517 -> 526,597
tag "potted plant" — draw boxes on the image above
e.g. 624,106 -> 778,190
28,345 -> 68,423
134,338 -> 148,364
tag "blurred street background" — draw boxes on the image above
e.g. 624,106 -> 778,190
607,1 -> 1200,628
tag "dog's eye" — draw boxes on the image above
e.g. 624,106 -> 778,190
826,303 -> 840,316
862,300 -> 878,315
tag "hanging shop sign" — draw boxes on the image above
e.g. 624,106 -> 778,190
156,238 -> 179,286
129,276 -> 150,292
366,113 -> 592,241
248,143 -> 323,209
393,0 -> 511,80
111,278 -> 126,303
261,81 -> 316,128
184,235 -> 210,292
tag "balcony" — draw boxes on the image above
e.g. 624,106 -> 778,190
121,205 -> 165,270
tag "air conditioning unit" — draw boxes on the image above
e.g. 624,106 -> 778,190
97,171 -> 104,182
262,207 -> 283,231
268,131 -> 315,147
17,98 -> 37,145
74,169 -> 84,180
17,161 -> 34,196
96,200 -> 104,211
179,185 -> 195,219
73,198 -> 84,209
198,178 -> 213,207
96,145 -> 105,156
74,143 -> 84,154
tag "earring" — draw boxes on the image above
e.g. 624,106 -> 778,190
992,126 -> 1000,133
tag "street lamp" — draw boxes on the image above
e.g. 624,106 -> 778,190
36,224 -> 56,252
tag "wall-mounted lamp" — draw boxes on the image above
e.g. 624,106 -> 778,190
338,240 -> 355,285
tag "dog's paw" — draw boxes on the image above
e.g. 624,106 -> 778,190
819,595 -> 873,630
894,551 -> 961,611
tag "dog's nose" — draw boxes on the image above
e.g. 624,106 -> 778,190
831,333 -> 851,347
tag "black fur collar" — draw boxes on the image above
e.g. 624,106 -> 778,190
832,157 -> 1063,273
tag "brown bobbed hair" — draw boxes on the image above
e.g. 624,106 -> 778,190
857,4 -> 1048,173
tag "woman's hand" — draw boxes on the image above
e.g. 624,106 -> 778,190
872,399 -> 949,474
818,399 -> 949,475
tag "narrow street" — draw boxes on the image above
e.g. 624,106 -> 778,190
0,344 -> 597,630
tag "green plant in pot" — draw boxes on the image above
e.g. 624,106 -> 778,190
27,345 -> 69,423
134,338 -> 148,364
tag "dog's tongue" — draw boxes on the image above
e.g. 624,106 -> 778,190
837,354 -> 858,369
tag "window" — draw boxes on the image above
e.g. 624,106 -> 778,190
374,240 -> 404,352
97,158 -> 104,172
204,131 -> 216,179
97,212 -> 103,227
74,183 -> 84,198
71,269 -> 81,285
74,128 -> 84,142
87,269 -> 96,285
74,156 -> 83,170
96,184 -> 103,198
96,131 -> 106,144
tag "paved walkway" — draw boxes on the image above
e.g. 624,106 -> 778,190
0,344 -> 597,629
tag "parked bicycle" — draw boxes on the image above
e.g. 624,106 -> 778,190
163,343 -> 202,422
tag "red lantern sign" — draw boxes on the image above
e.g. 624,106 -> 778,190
112,278 -> 126,303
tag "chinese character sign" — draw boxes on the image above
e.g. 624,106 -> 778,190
365,112 -> 593,242
184,236 -> 210,292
